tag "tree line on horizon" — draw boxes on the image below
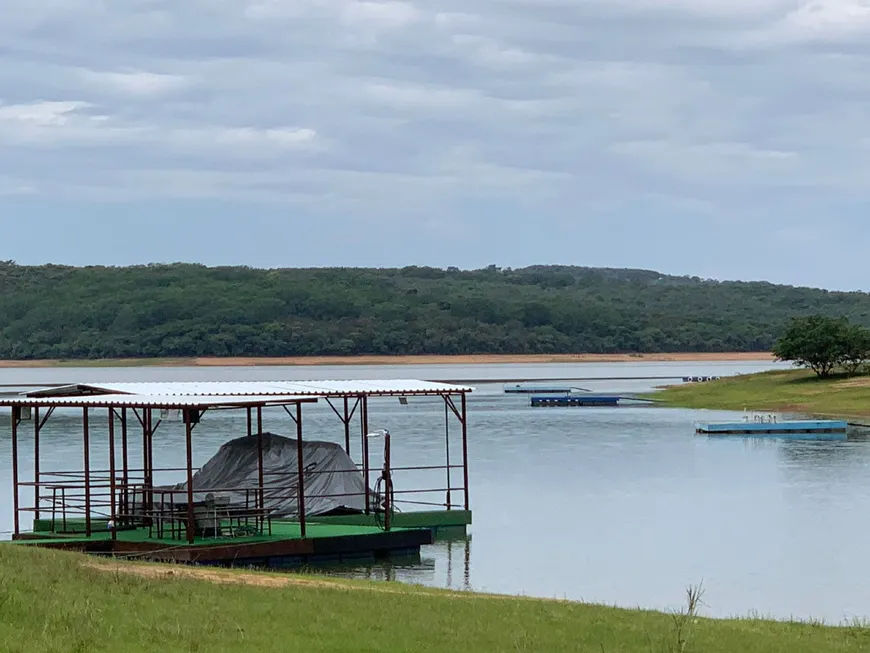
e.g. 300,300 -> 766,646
1,261 -> 870,360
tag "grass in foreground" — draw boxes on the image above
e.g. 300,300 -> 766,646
1,546 -> 868,652
653,369 -> 870,419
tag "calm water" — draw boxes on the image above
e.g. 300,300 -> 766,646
7,360 -> 870,623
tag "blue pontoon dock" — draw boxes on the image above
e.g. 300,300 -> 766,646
529,394 -> 662,407
505,383 -> 586,394
531,394 -> 620,407
695,418 -> 848,440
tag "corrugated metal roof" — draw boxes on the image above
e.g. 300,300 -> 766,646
25,379 -> 473,399
0,393 -> 317,408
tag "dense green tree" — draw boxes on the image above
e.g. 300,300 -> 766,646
773,315 -> 870,377
773,316 -> 847,377
1,262 -> 870,359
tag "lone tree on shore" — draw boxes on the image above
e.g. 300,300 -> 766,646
773,315 -> 870,378
840,323 -> 870,375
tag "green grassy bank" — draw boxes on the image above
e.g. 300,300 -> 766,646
0,546 -> 868,652
653,370 -> 870,419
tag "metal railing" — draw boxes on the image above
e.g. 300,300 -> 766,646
15,434 -> 466,541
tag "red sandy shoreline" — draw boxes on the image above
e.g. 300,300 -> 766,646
0,352 -> 775,368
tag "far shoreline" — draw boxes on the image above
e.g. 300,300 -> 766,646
0,352 -> 775,369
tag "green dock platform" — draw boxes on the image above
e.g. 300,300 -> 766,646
13,519 -> 435,568
32,509 -> 471,540
14,509 -> 471,568
306,509 -> 472,537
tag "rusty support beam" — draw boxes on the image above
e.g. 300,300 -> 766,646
184,409 -> 195,544
11,407 -> 19,536
444,397 -> 452,510
443,394 -> 462,421
38,407 -> 54,432
33,407 -> 40,521
33,402 -> 55,522
324,397 -> 359,456
281,404 -> 298,424
142,409 -> 149,520
461,392 -> 470,511
146,408 -> 155,523
257,406 -> 265,531
108,408 -> 117,541
384,431 -> 392,531
362,395 -> 370,515
295,402 -> 306,538
121,408 -> 129,522
344,397 -> 351,455
83,407 -> 91,537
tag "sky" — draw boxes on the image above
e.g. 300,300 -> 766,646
1,0 -> 869,291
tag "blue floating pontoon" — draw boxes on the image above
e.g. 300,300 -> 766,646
504,383 -> 582,394
695,418 -> 848,440
531,394 -> 621,407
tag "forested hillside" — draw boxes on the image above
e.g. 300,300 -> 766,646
0,262 -> 868,359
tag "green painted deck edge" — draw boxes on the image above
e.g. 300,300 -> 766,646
32,510 -> 471,536
14,522 -> 424,548
306,510 -> 472,530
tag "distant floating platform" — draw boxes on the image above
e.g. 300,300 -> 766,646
505,383 -> 581,394
695,419 -> 848,440
682,376 -> 721,383
531,394 -> 621,407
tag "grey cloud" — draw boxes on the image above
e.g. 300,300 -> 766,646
2,0 -> 870,289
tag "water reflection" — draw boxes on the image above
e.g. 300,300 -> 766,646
306,534 -> 472,591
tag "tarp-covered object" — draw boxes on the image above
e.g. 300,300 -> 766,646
173,432 -> 367,517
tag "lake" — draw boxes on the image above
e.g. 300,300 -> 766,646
6,359 -> 870,623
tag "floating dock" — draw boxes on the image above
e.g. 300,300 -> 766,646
531,394 -> 621,407
695,419 -> 848,440
682,376 -> 721,383
1,378 -> 474,567
14,520 -> 433,568
505,383 -> 583,394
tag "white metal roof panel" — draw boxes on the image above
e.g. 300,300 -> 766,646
0,393 -> 317,408
25,379 -> 473,398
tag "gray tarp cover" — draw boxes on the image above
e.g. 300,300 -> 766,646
172,432 -> 367,516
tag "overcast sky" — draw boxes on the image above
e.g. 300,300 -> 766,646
0,1 -> 868,290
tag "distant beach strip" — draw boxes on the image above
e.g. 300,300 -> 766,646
0,352 -> 775,368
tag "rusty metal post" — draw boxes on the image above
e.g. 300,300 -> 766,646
121,408 -> 129,523
108,408 -> 117,541
11,406 -> 19,536
109,407 -> 118,540
362,395 -> 370,514
444,397 -> 452,510
142,409 -> 148,482
142,409 -> 149,521
184,408 -> 195,544
33,407 -> 40,521
343,397 -> 351,455
461,392 -> 470,511
83,407 -> 91,537
295,402 -> 306,538
256,406 -> 265,531
383,431 -> 391,531
146,408 -> 154,519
